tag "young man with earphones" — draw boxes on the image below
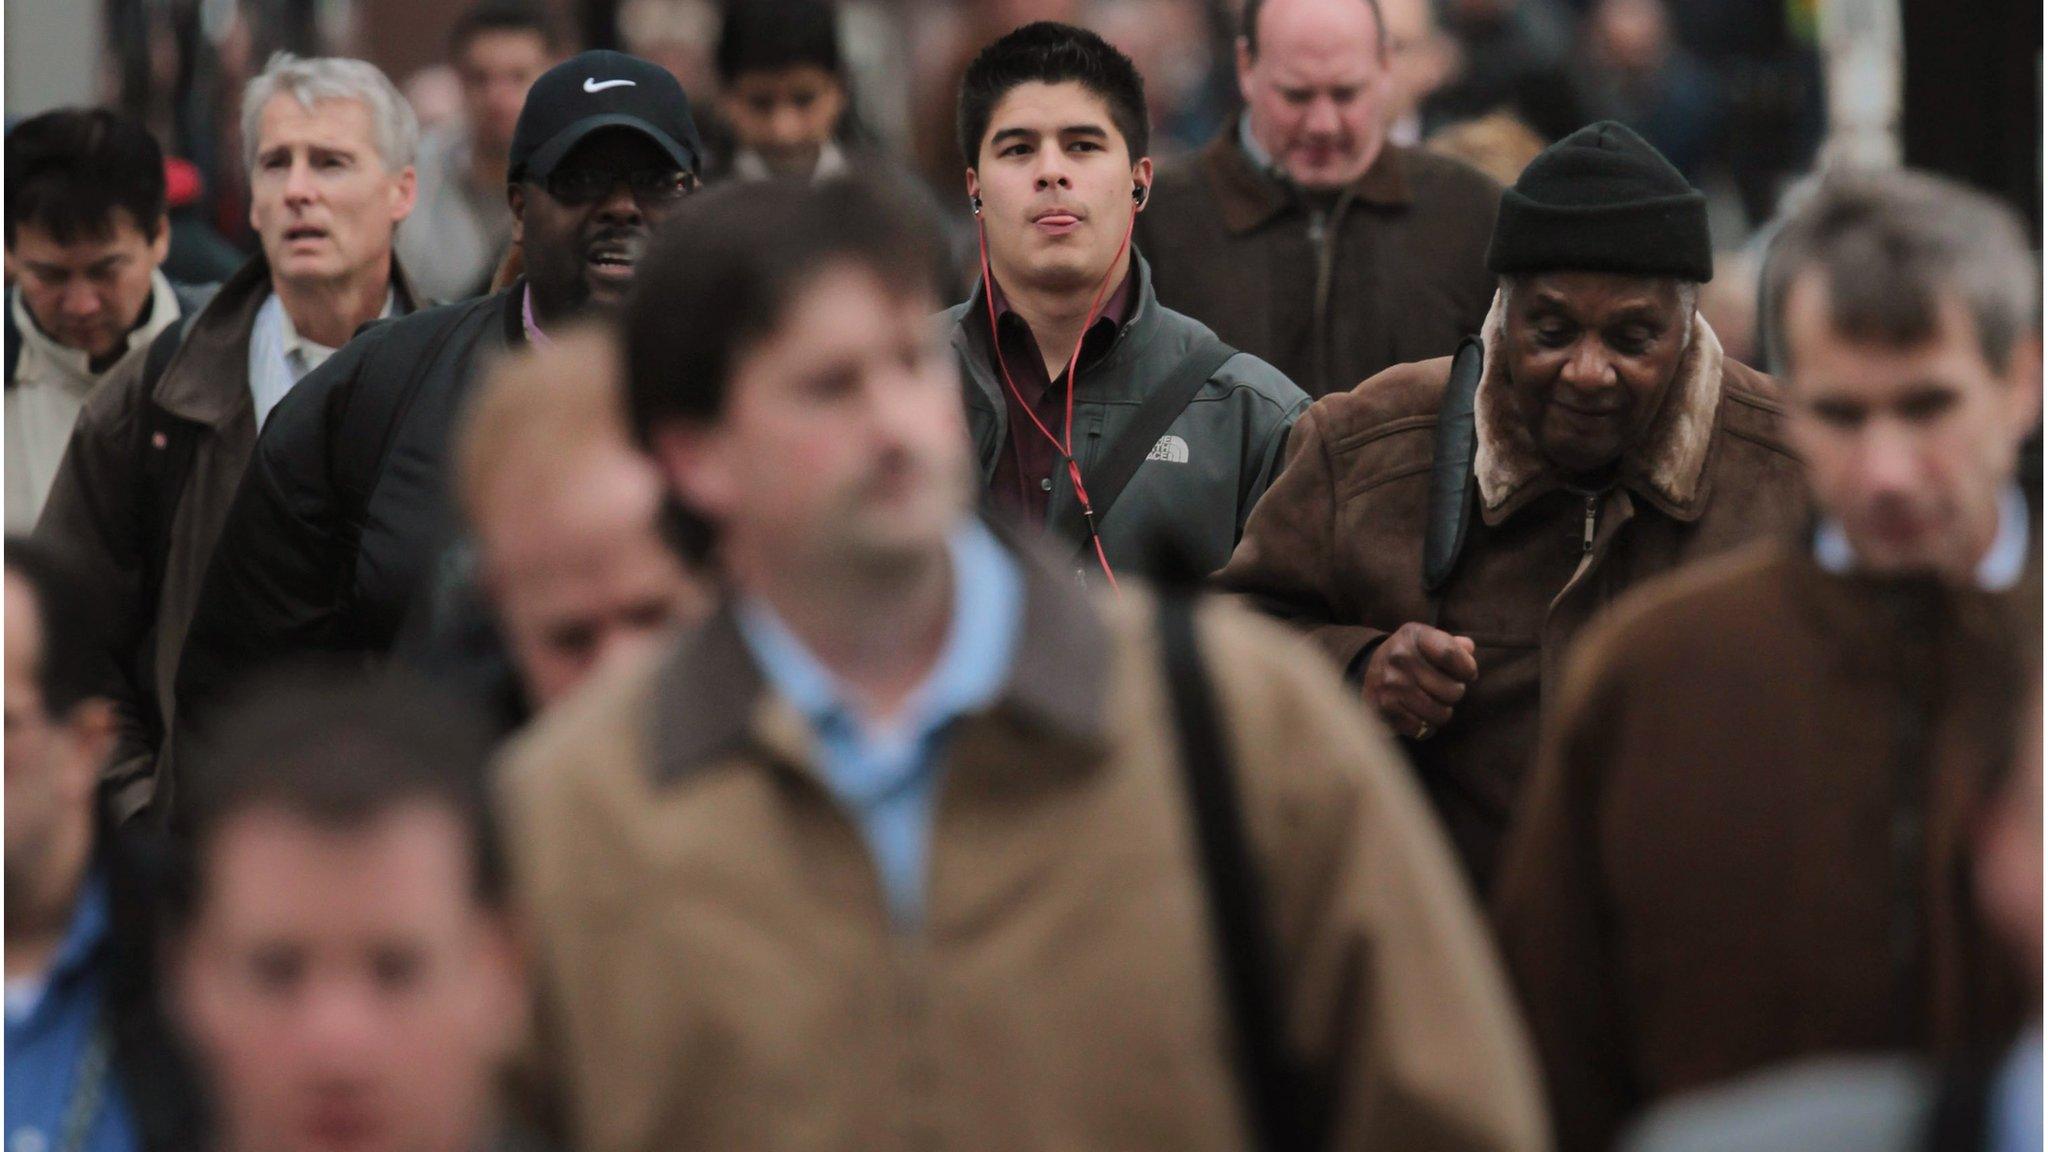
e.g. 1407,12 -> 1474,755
945,22 -> 1310,586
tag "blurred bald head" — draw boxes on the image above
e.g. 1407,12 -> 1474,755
1237,0 -> 1392,190
456,327 -> 712,709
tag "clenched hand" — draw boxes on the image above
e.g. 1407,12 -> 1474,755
1364,623 -> 1479,740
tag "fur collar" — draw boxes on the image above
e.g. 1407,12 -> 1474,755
1472,290 -> 1726,523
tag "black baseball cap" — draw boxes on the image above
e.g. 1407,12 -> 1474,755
508,50 -> 704,182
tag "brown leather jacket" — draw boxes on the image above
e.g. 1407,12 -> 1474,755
497,540 -> 1549,1152
1136,131 -> 1501,398
31,253 -> 420,818
1495,539 -> 2039,1152
1215,300 -> 1809,889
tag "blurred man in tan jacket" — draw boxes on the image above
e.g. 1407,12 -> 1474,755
495,174 -> 1547,1152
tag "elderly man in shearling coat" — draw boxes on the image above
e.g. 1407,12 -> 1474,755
1216,121 -> 1809,891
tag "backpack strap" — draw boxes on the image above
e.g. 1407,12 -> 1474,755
326,296 -> 507,644
1056,334 -> 1237,554
331,298 -> 492,510
135,307 -> 212,605
5,295 -> 21,387
1922,1055 -> 1994,1152
139,306 -> 203,404
1158,588 -> 1317,1152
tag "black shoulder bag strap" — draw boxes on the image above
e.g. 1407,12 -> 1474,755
5,296 -> 21,386
1422,336 -> 1485,596
1158,588 -> 1316,1152
1922,1054 -> 1993,1152
1058,335 -> 1238,554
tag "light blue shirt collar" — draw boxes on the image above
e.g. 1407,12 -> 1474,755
736,520 -> 1022,742
1814,485 -> 2031,591
1990,1027 -> 2042,1152
733,521 -> 1024,923
5,869 -> 109,1028
249,289 -> 397,430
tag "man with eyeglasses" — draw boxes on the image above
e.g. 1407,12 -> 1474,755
174,51 -> 702,787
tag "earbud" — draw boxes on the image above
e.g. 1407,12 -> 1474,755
1133,185 -> 1147,209
970,195 -> 983,216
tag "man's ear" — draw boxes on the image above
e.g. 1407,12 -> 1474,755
1236,36 -> 1257,105
508,183 -> 527,246
62,698 -> 118,803
819,79 -> 849,127
2002,331 -> 2043,434
647,421 -> 739,525
1132,157 -> 1154,213
149,214 -> 173,265
477,909 -> 533,1059
473,542 -> 507,614
964,168 -> 981,205
390,164 -> 420,225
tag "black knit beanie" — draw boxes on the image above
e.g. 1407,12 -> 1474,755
1486,120 -> 1713,283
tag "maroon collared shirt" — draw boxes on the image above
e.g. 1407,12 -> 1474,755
985,270 -> 1136,525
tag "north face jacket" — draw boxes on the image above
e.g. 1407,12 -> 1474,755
950,253 -> 1310,582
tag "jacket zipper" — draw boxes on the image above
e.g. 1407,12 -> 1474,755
1562,490 -> 1602,590
1308,191 -> 1358,395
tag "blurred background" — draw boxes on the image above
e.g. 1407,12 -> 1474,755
7,0 -> 2040,361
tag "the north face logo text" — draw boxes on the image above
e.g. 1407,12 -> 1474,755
1147,434 -> 1190,464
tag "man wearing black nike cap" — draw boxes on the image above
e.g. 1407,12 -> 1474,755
173,51 -> 702,800
508,48 -> 703,322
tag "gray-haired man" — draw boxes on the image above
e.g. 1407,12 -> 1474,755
34,52 -> 424,821
169,50 -> 706,814
1494,167 -> 2042,1152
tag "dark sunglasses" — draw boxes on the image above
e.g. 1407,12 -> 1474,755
540,167 -> 695,206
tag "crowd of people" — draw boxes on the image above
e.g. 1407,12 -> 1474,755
3,0 -> 2041,1150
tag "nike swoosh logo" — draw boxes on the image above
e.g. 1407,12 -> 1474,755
583,78 -> 636,92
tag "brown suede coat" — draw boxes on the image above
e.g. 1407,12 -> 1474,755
496,543 -> 1548,1152
1136,133 -> 1501,398
1493,540 -> 2039,1152
1214,300 -> 1809,890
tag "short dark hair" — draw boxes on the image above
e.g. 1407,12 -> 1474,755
1240,0 -> 1386,60
5,108 -> 167,248
1764,168 -> 2041,375
955,21 -> 1148,168
716,0 -> 841,83
4,536 -> 112,718
448,0 -> 561,61
166,664 -> 506,929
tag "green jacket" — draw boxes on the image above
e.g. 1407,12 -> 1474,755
950,253 -> 1310,581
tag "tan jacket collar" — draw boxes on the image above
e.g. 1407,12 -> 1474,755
650,528 -> 1112,785
1472,291 -> 1726,525
1201,128 -> 1414,236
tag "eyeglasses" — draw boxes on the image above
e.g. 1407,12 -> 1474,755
540,167 -> 694,206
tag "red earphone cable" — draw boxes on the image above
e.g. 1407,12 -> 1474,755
975,204 -> 1138,594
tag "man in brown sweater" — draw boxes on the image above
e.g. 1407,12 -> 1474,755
1493,167 -> 2042,1152
1134,0 -> 1500,398
1216,122 -> 1808,890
